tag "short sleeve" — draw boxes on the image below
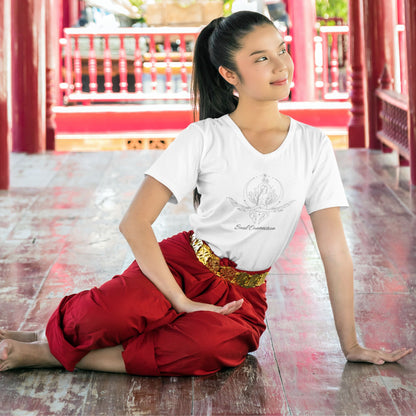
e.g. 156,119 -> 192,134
305,136 -> 349,214
145,124 -> 203,204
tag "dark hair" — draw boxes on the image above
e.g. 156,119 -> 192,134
191,11 -> 275,207
191,11 -> 275,121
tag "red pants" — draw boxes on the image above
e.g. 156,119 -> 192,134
45,231 -> 268,376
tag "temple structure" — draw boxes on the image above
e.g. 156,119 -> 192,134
0,0 -> 415,188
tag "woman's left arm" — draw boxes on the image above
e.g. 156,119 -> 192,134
310,207 -> 412,365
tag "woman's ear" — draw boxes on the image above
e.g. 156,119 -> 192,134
218,66 -> 239,86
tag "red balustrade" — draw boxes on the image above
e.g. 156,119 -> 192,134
119,34 -> 128,93
313,35 -> 323,95
318,26 -> 350,101
376,88 -> 409,162
134,34 -> 142,93
149,34 -> 157,92
179,33 -> 187,92
60,26 -> 354,104
73,35 -> 82,94
61,27 -> 200,103
164,35 -> 172,92
103,35 -> 112,93
330,33 -> 339,91
88,34 -> 97,93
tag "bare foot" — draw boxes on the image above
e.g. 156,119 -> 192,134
0,339 -> 61,371
0,329 -> 45,343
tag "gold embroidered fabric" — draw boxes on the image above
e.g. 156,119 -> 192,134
190,234 -> 268,288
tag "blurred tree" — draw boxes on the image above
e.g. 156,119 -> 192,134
223,0 -> 234,16
315,0 -> 348,23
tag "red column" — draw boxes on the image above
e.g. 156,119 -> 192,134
404,0 -> 416,185
0,0 -> 11,189
347,0 -> 366,148
11,0 -> 46,153
397,0 -> 407,95
286,0 -> 316,101
362,0 -> 396,149
45,0 -> 62,150
62,0 -> 80,30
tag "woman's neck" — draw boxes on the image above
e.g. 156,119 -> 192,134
229,99 -> 286,132
228,99 -> 291,154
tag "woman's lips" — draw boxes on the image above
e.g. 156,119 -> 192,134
271,78 -> 288,86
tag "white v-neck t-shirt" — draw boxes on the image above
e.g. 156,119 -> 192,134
146,115 -> 348,271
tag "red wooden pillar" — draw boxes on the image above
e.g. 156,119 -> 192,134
347,0 -> 366,147
397,0 -> 407,95
404,0 -> 416,186
286,0 -> 316,101
0,0 -> 11,189
62,0 -> 80,30
46,0 -> 62,150
11,0 -> 46,153
362,0 -> 396,149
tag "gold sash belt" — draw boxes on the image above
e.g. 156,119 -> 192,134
190,233 -> 268,288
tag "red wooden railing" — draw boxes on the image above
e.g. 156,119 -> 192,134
59,25 -> 353,104
60,27 -> 200,103
376,88 -> 409,161
375,64 -> 415,185
316,25 -> 349,101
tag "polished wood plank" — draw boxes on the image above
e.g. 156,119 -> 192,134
0,369 -> 92,415
192,331 -> 290,415
0,148 -> 415,415
82,372 -> 193,415
378,363 -> 416,415
265,273 -> 404,416
336,149 -> 416,216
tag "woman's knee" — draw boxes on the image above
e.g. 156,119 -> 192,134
157,312 -> 253,372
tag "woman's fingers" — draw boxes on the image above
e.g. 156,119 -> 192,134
177,298 -> 244,315
218,299 -> 244,315
379,347 -> 413,363
346,345 -> 413,365
370,347 -> 413,365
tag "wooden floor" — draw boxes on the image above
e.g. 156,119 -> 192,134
0,148 -> 415,416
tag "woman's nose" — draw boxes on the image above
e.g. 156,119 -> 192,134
272,55 -> 287,72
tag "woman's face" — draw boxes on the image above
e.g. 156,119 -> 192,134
229,24 -> 294,102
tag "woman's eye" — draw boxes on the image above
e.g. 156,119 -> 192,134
279,48 -> 287,55
256,56 -> 267,62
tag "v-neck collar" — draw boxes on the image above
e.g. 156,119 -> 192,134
224,114 -> 294,157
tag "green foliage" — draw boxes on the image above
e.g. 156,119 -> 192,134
315,0 -> 348,23
128,0 -> 146,23
129,0 -> 144,13
223,0 -> 234,16
131,0 -> 234,17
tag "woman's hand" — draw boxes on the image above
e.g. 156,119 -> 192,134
345,343 -> 413,365
172,296 -> 244,315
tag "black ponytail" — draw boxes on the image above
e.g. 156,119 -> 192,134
191,11 -> 275,207
191,11 -> 275,121
191,18 -> 238,121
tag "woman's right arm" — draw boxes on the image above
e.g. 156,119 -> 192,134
119,176 -> 243,315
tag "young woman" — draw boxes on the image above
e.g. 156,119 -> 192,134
0,11 -> 411,374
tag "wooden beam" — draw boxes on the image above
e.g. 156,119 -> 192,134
362,0 -> 396,149
404,0 -> 416,185
286,0 -> 316,101
45,0 -> 62,150
62,0 -> 80,30
0,0 -> 10,189
11,0 -> 46,153
347,0 -> 366,148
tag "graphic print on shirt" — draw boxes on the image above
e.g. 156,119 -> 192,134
228,174 -> 295,230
